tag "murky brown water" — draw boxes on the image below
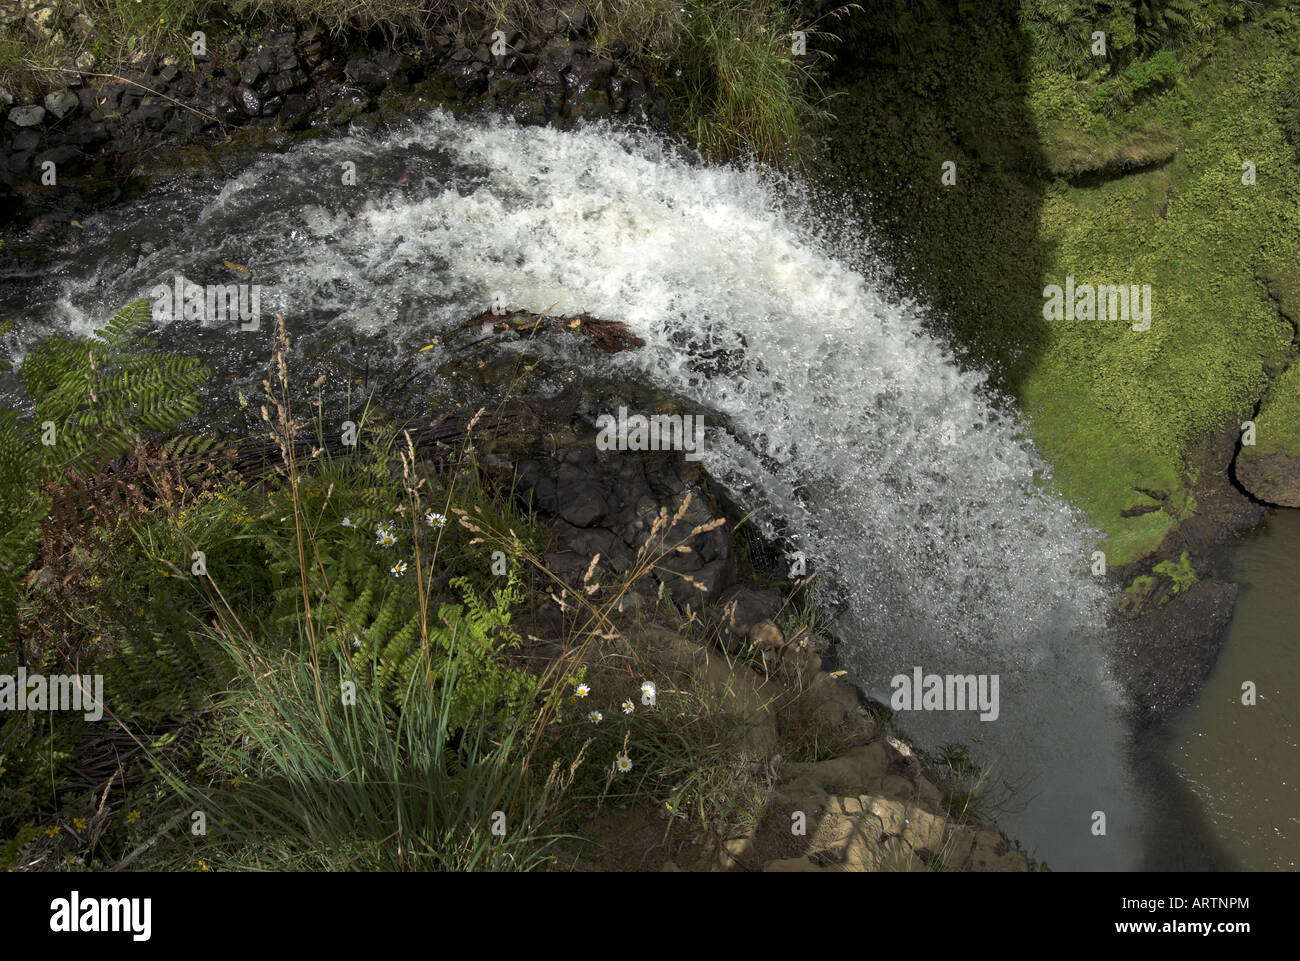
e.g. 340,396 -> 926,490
1169,508 -> 1300,870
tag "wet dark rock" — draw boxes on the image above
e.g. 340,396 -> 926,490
235,86 -> 263,117
557,470 -> 609,528
1,17 -> 670,229
515,418 -> 736,614
715,584 -> 783,645
256,46 -> 278,76
345,56 -> 390,92
266,68 -> 307,96
239,59 -> 264,87
162,111 -> 204,138
35,143 -> 81,168
325,85 -> 370,126
72,121 -> 109,148
12,129 -> 40,152
300,32 -> 325,68
374,49 -> 413,78
131,101 -> 170,131
1112,578 -> 1239,725
278,93 -> 312,130
212,95 -> 243,125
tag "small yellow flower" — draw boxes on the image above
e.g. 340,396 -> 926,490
198,859 -> 209,872
43,825 -> 61,838
72,817 -> 87,832
125,809 -> 141,824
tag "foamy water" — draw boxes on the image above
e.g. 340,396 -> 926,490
15,111 -> 1147,868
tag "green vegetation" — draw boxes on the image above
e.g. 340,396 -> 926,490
667,1 -> 842,164
815,0 -> 1300,566
1,305 -> 866,871
1023,7 -> 1300,563
2,0 -> 841,164
935,742 -> 994,824
1153,550 -> 1197,592
1244,361 -> 1300,457
0,301 -> 208,644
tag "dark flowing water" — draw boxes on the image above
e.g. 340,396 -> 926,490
1167,509 -> 1300,870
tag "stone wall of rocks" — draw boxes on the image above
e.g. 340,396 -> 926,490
1,8 -> 667,229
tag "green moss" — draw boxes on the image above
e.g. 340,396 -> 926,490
1243,361 -> 1300,458
1022,17 -> 1300,561
1153,550 -> 1197,593
816,5 -> 1300,565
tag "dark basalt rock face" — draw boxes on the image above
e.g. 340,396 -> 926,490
0,20 -> 668,234
517,442 -> 739,615
1111,578 -> 1239,726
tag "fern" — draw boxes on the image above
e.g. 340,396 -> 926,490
278,558 -> 536,730
0,301 -> 209,636
19,301 -> 208,480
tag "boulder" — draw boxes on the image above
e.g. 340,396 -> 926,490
8,105 -> 45,127
1234,363 -> 1300,506
42,90 -> 78,120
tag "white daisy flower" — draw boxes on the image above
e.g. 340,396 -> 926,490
391,560 -> 407,577
587,710 -> 603,724
342,517 -> 355,528
622,700 -> 635,715
425,511 -> 446,528
574,682 -> 590,698
375,527 -> 397,548
616,754 -> 633,773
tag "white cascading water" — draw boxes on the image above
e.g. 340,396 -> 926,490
37,111 -> 1144,868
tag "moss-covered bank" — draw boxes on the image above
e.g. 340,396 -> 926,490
812,0 -> 1300,574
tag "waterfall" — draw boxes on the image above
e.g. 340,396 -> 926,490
21,110 -> 1144,869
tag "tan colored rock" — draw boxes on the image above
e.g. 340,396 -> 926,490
788,740 -> 890,795
967,828 -> 1029,872
804,671 -> 864,729
914,775 -> 944,812
902,807 -> 947,854
747,619 -> 784,650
